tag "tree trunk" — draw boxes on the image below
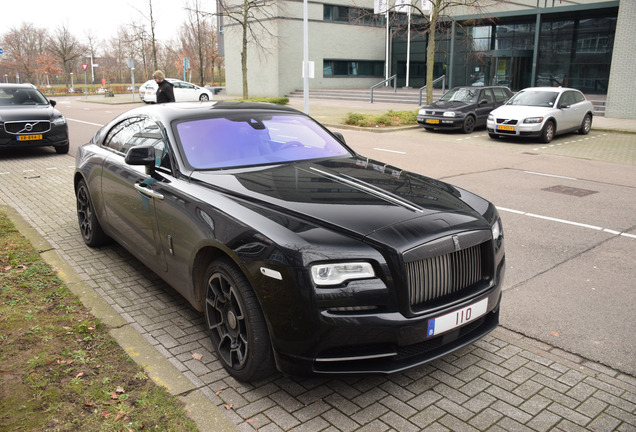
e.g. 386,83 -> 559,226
241,22 -> 249,99
425,15 -> 436,105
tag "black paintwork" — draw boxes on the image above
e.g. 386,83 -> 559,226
75,101 -> 506,378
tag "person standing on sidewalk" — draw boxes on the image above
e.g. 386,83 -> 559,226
153,70 -> 175,103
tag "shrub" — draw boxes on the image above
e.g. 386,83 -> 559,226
343,110 -> 418,127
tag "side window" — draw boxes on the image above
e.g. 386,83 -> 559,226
481,89 -> 494,103
103,118 -> 147,152
560,92 -> 575,107
573,91 -> 585,104
492,88 -> 509,102
103,118 -> 170,169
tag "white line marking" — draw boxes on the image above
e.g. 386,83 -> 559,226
523,170 -> 578,180
67,118 -> 104,127
498,207 -> 632,239
373,148 -> 406,154
46,167 -> 58,170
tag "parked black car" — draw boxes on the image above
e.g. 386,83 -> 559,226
74,101 -> 506,381
417,86 -> 513,134
0,83 -> 69,154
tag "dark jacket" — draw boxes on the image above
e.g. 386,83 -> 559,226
156,80 -> 175,103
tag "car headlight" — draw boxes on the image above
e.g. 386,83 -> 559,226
523,117 -> 544,124
443,111 -> 456,117
487,114 -> 494,121
52,116 -> 66,126
310,262 -> 374,286
491,217 -> 504,250
418,109 -> 426,115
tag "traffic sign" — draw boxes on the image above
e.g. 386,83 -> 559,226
0,48 -> 3,54
82,63 -> 88,71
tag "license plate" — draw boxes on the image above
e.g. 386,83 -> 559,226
497,125 -> 514,131
427,298 -> 488,337
17,134 -> 43,141
425,119 -> 440,124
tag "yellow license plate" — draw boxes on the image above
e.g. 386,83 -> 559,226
425,119 -> 440,124
17,134 -> 43,141
497,125 -> 514,131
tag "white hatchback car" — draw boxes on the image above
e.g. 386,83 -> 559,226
487,87 -> 593,143
139,78 -> 214,103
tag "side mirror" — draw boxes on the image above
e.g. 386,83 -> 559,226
559,103 -> 570,109
332,131 -> 346,144
50,100 -> 57,107
479,99 -> 488,106
125,145 -> 156,175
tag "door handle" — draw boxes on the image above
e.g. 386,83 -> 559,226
134,183 -> 164,200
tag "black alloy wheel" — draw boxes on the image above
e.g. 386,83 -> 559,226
55,143 -> 69,154
76,179 -> 109,247
204,259 -> 274,381
462,116 -> 476,134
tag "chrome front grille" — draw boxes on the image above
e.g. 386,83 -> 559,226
4,120 -> 51,134
406,243 -> 484,309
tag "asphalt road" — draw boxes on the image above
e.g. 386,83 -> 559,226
34,96 -> 636,376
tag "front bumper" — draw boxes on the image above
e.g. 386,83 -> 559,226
273,257 -> 505,376
417,115 -> 464,129
487,119 -> 544,137
0,126 -> 69,149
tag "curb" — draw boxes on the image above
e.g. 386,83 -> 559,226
1,205 -> 237,432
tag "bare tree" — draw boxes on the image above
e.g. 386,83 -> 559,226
1,23 -> 48,83
212,0 -> 275,98
48,25 -> 85,86
131,0 -> 160,71
395,0 -> 498,104
181,0 -> 218,86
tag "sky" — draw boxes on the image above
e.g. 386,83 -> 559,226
1,0 -> 214,43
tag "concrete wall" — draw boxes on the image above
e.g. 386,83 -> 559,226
605,0 -> 636,119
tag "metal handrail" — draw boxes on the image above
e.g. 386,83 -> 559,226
419,75 -> 446,105
370,75 -> 397,103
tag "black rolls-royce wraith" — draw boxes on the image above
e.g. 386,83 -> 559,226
74,101 -> 505,381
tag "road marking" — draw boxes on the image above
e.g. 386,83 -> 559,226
67,118 -> 104,127
523,170 -> 578,180
498,206 -> 633,239
373,148 -> 406,154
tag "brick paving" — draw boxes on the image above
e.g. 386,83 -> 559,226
1,151 -> 635,432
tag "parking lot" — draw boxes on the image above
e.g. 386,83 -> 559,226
1,96 -> 634,431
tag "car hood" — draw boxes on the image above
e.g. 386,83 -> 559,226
190,157 -> 489,246
490,105 -> 551,119
0,105 -> 59,122
422,100 -> 475,111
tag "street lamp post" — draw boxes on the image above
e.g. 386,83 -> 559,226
70,72 -> 74,90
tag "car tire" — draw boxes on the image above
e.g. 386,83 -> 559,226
204,258 -> 274,381
55,143 -> 69,154
578,114 -> 592,135
199,94 -> 210,102
76,179 -> 110,247
462,116 -> 476,134
540,120 -> 555,143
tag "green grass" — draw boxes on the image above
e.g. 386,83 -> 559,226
0,211 -> 199,432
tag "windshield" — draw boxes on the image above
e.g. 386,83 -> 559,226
0,87 -> 49,106
439,88 -> 478,103
507,90 -> 558,107
175,113 -> 352,169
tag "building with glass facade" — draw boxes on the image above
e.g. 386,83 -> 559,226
221,0 -> 634,118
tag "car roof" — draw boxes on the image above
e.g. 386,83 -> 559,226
518,87 -> 582,93
0,83 -> 37,89
117,100 -> 303,124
